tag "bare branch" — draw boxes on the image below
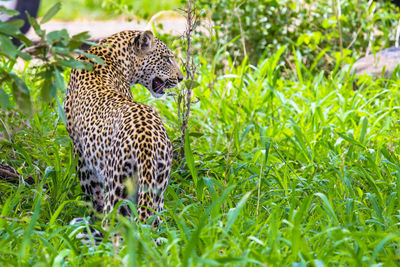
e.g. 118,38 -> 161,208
0,215 -> 26,223
176,0 -> 198,158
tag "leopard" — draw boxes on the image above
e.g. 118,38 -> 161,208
64,30 -> 183,230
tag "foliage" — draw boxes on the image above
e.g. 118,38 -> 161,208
39,0 -> 183,20
1,0 -> 400,266
199,0 -> 400,68
175,0 -> 198,158
1,44 -> 400,266
0,3 -> 101,117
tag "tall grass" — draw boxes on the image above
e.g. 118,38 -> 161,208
0,46 -> 400,265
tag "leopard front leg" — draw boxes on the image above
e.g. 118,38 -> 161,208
70,149 -> 105,243
73,145 -> 105,212
103,152 -> 138,217
104,172 -> 132,217
136,158 -> 171,229
104,158 -> 167,228
77,158 -> 105,212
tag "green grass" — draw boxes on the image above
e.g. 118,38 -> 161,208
38,0 -> 183,20
1,45 -> 400,265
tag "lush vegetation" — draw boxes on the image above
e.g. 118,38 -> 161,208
200,0 -> 400,67
1,0 -> 400,266
39,0 -> 183,20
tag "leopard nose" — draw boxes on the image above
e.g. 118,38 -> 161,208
177,71 -> 184,83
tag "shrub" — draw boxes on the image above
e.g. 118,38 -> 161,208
0,3 -> 101,117
199,0 -> 400,70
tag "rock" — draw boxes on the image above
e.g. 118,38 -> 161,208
351,46 -> 400,77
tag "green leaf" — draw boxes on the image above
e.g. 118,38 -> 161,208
366,193 -> 382,220
0,34 -> 18,59
53,249 -> 72,266
57,98 -> 66,126
16,49 -> 31,61
20,195 -> 41,259
70,31 -> 97,48
264,141 -> 271,165
40,71 -> 52,102
184,130 -> 201,199
239,124 -> 254,145
0,21 -> 21,35
0,87 -> 11,110
41,2 -> 62,24
182,186 -> 234,266
54,69 -> 66,93
0,6 -> 19,16
14,33 -> 33,47
203,177 -> 216,197
25,12 -> 43,36
292,47 -> 303,84
189,132 -> 204,138
314,193 -> 339,225
71,31 -> 91,40
184,80 -> 200,90
51,46 -> 71,56
75,49 -> 104,65
7,19 -> 24,29
58,59 -> 92,70
215,257 -> 248,264
49,200 -> 74,226
370,235 -> 396,264
225,191 -> 251,231
49,82 -> 57,99
9,73 -> 32,115
46,29 -> 69,43
359,116 -> 368,144
337,132 -> 364,148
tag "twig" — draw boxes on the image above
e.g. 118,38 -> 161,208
332,0 -> 343,56
0,117 -> 11,142
347,0 -> 374,50
22,43 -> 48,58
0,117 -> 16,158
0,166 -> 19,179
177,0 -> 198,158
234,0 -> 247,59
0,163 -> 34,185
396,18 -> 400,47
365,0 -> 377,56
346,27 -> 363,49
0,215 -> 26,223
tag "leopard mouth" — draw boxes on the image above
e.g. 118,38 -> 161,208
152,77 -> 165,93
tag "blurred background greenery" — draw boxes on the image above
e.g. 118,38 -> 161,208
36,0 -> 400,71
38,0 -> 183,20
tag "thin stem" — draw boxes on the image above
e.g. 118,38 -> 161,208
256,162 -> 263,217
396,18 -> 400,47
178,0 -> 197,158
234,0 -> 247,59
332,0 -> 343,56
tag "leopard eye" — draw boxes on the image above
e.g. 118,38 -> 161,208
165,56 -> 172,64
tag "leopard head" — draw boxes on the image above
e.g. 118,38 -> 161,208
132,31 -> 183,98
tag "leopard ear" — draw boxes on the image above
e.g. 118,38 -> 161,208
134,30 -> 154,54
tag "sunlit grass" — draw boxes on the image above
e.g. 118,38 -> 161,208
1,44 -> 400,265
